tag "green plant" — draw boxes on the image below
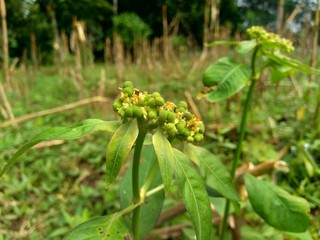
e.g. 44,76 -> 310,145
203,26 -> 320,239
1,81 -> 241,239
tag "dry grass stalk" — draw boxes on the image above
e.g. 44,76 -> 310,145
104,37 -> 112,66
0,96 -> 110,128
309,0 -> 319,83
0,0 -> 10,88
0,82 -> 16,127
184,91 -> 202,121
30,33 -> 38,68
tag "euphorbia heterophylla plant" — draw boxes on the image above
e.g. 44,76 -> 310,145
1,81 -> 240,239
203,26 -> 318,239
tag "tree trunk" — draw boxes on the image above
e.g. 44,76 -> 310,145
162,5 -> 169,64
276,0 -> 285,35
0,0 -> 9,87
210,0 -> 220,39
30,33 -> 38,68
309,0 -> 319,81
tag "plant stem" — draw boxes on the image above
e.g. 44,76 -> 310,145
132,130 -> 147,240
220,47 -> 260,240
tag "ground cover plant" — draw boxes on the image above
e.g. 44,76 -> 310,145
3,23 -> 315,239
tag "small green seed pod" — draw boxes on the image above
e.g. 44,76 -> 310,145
165,123 -> 177,135
180,128 -> 190,137
123,81 -> 133,89
194,133 -> 204,143
133,106 -> 144,118
118,109 -> 125,118
183,112 -> 193,120
113,99 -> 122,111
176,120 -> 186,132
155,96 -> 165,106
198,123 -> 205,134
176,106 -> 186,113
148,109 -> 157,119
123,87 -> 134,96
187,136 -> 194,142
124,106 -> 134,118
152,92 -> 161,98
167,111 -> 176,123
147,98 -> 156,107
159,110 -> 168,122
178,101 -> 188,110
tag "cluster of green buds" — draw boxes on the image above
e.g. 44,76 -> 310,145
247,26 -> 294,53
113,81 -> 205,143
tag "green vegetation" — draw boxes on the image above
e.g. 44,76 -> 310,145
1,1 -> 320,239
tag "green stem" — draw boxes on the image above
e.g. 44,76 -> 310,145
141,161 -> 159,197
132,130 -> 147,240
220,47 -> 260,240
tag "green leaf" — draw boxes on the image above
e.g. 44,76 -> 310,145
173,148 -> 211,240
203,57 -> 250,102
106,119 -> 139,187
206,40 -> 238,47
185,143 -> 240,202
0,119 -> 121,177
264,51 -> 320,76
152,129 -> 174,191
119,145 -> 164,239
245,174 -> 310,232
236,40 -> 257,54
64,215 -> 132,240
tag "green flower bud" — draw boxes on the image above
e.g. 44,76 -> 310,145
187,136 -> 194,142
180,128 -> 190,137
183,112 -> 193,120
194,133 -> 204,143
152,92 -> 161,98
178,101 -> 188,110
165,123 -> 177,135
176,106 -> 186,113
123,81 -> 133,89
124,106 -> 134,118
159,110 -> 168,122
176,120 -> 186,132
198,123 -> 205,133
147,98 -> 156,107
155,96 -> 165,106
113,99 -> 122,111
118,109 -> 125,118
123,87 -> 134,96
167,111 -> 176,123
148,109 -> 157,119
133,106 -> 144,118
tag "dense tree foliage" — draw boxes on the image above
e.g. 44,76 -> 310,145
2,0 -> 317,63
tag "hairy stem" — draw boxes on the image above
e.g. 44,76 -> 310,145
132,130 -> 147,240
220,47 -> 260,240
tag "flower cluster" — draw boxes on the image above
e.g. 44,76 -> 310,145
247,26 -> 294,53
113,81 -> 205,142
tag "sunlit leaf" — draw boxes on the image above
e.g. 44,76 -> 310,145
119,145 -> 164,239
106,119 -> 139,187
0,119 -> 121,177
152,129 -> 174,191
245,174 -> 310,232
185,143 -> 239,201
173,148 -> 211,240
203,57 -> 250,102
236,39 -> 257,54
64,215 -> 132,240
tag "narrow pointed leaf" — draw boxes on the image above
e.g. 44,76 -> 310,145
245,174 -> 310,232
106,119 -> 139,186
236,39 -> 257,54
152,129 -> 174,191
203,57 -> 250,102
264,51 -> 320,76
185,143 -> 239,201
119,145 -> 164,239
64,215 -> 132,240
173,149 -> 211,240
0,119 -> 121,177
